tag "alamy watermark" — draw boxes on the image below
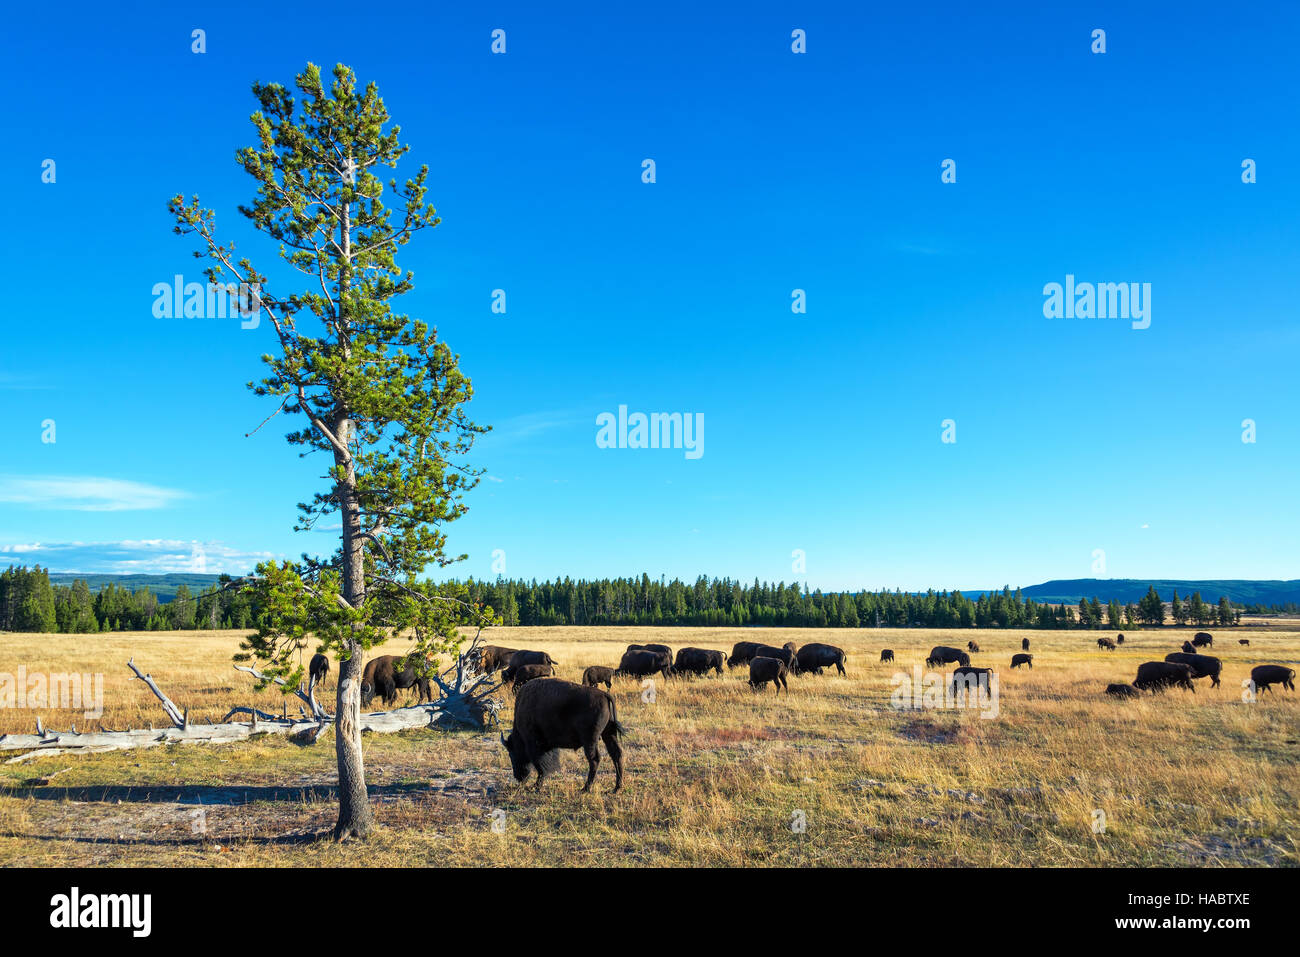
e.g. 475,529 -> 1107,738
596,405 -> 704,459
152,275 -> 262,329
0,667 -> 104,719
1043,274 -> 1150,330
889,665 -> 1000,719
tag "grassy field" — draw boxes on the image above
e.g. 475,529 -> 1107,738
1,625 -> 1297,867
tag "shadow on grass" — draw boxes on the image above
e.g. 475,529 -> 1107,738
0,779 -> 493,806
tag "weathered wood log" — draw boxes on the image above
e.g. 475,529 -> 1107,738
127,658 -> 185,729
234,665 -> 329,720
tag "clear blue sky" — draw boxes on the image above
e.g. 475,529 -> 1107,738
2,1 -> 1297,590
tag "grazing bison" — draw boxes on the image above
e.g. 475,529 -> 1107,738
582,665 -> 615,688
673,647 -> 725,677
949,667 -> 994,696
1116,634 -> 1125,645
1105,683 -> 1140,699
1134,661 -> 1196,694
967,640 -> 980,653
1164,652 -> 1222,688
1250,665 -> 1296,694
880,649 -> 895,664
617,649 -> 671,680
728,641 -> 765,669
1010,653 -> 1033,669
926,646 -> 970,668
1192,632 -> 1213,647
628,642 -> 674,661
504,662 -> 555,693
361,654 -> 432,708
626,645 -> 673,676
1022,638 -> 1030,651
748,657 -> 790,695
1097,637 -> 1116,650
309,653 -> 330,685
501,679 -> 625,793
506,649 -> 557,671
1181,640 -> 1197,654
752,643 -> 799,674
476,645 -> 520,673
795,643 -> 847,675
1238,639 -> 1250,646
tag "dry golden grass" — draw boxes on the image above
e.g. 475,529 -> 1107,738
1,625 -> 1297,867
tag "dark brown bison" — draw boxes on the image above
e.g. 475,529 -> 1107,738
506,649 -> 557,671
1022,638 -> 1030,651
673,647 -> 725,677
476,645 -> 519,673
309,653 -> 329,685
624,645 -> 672,676
967,640 -> 980,653
1116,634 -> 1125,644
616,649 -> 671,680
1192,632 -> 1213,647
949,666 -> 994,695
751,643 -> 799,674
1011,653 -> 1033,669
1238,639 -> 1250,646
1181,640 -> 1197,654
504,663 -> 555,693
748,657 -> 790,695
361,654 -> 432,708
582,665 -> 614,688
1164,652 -> 1222,688
1105,683 -> 1140,699
728,641 -> 765,669
501,679 -> 625,793
880,649 -> 895,663
1097,637 -> 1116,650
627,642 -> 674,665
1251,665 -> 1296,693
926,646 -> 969,668
795,643 -> 846,675
1134,661 -> 1196,694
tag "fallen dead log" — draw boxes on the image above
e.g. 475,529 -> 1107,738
1,646 -> 501,761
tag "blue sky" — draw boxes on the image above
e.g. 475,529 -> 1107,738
1,1 -> 1297,590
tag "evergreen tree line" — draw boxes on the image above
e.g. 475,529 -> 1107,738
0,566 -> 256,633
0,566 -> 1263,634
458,577 -> 1247,630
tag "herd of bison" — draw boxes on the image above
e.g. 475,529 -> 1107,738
322,634 -> 1295,794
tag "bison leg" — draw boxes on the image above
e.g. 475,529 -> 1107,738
581,744 -> 600,793
603,727 -> 624,793
1211,675 -> 1220,688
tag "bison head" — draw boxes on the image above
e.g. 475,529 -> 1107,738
501,730 -> 530,782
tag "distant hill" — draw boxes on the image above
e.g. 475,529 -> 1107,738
1019,579 -> 1300,606
46,573 -> 226,604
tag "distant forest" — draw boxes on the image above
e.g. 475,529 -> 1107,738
2,565 -> 1285,634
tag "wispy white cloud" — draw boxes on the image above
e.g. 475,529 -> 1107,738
486,410 -> 586,446
0,540 -> 277,574
0,475 -> 189,511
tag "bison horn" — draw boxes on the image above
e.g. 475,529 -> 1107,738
499,731 -> 507,747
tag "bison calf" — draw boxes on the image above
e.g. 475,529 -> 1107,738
1105,683 -> 1140,699
749,657 -> 790,695
582,665 -> 615,688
